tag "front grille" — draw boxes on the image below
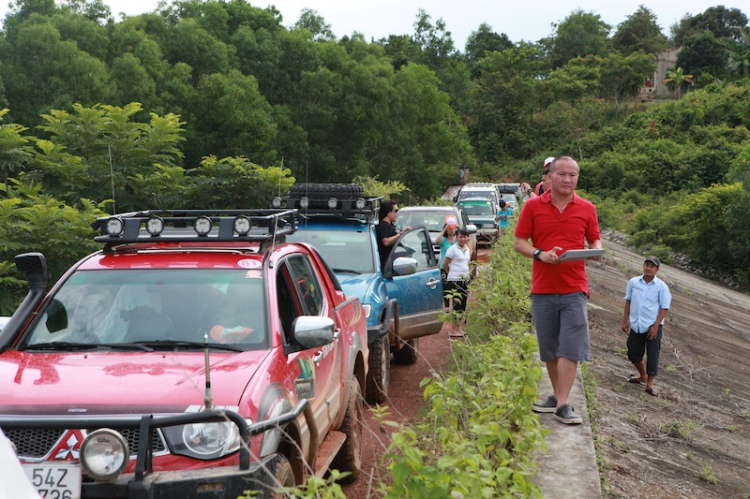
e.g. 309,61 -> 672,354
5,427 -> 167,459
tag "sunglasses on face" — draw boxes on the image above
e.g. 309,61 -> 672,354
392,208 -> 399,213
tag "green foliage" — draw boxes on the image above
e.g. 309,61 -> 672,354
675,31 -> 729,81
671,6 -> 749,47
611,6 -> 669,56
381,230 -> 545,497
0,180 -> 105,313
551,10 -> 611,68
353,175 -> 410,199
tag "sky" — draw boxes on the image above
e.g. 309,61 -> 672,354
1,1 -> 748,49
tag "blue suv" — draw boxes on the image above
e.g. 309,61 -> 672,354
280,184 -> 443,403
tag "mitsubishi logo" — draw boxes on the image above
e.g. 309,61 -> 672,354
50,429 -> 87,460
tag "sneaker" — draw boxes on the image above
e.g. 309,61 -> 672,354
553,404 -> 583,425
532,395 -> 558,413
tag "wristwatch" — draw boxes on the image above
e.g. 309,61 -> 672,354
533,248 -> 543,261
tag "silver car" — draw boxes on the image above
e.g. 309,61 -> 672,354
397,206 -> 477,257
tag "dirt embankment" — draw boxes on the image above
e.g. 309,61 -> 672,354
587,239 -> 750,498
345,239 -> 750,498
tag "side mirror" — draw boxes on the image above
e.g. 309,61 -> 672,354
465,224 -> 478,235
292,316 -> 334,349
393,257 -> 417,276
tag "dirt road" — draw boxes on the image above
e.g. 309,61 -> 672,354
587,238 -> 750,498
345,240 -> 750,498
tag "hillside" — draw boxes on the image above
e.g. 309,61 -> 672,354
586,236 -> 750,498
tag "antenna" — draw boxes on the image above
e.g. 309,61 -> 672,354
203,334 -> 213,410
108,146 -> 116,214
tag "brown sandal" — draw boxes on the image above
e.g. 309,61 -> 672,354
645,387 -> 658,397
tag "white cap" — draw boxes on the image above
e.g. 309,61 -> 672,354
543,157 -> 555,168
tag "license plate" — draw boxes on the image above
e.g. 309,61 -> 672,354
23,463 -> 82,499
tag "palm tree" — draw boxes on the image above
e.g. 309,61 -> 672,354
663,67 -> 694,99
727,27 -> 750,79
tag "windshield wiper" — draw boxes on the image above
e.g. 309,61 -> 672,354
132,340 -> 244,352
22,342 -> 100,351
97,342 -> 154,352
332,268 -> 362,275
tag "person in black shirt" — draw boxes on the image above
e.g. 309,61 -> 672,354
376,200 -> 410,269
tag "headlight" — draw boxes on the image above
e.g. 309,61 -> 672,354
362,304 -> 371,318
327,197 -> 338,209
79,429 -> 129,482
299,197 -> 309,209
162,421 -> 245,460
355,198 -> 366,209
272,197 -> 283,208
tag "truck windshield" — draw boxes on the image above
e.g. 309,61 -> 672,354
21,269 -> 267,350
287,229 -> 375,274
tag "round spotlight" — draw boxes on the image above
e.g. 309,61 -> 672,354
233,216 -> 252,236
194,216 -> 213,236
105,217 -> 124,237
299,197 -> 309,209
327,197 -> 338,209
355,198 -> 366,210
80,429 -> 129,482
146,216 -> 164,236
271,197 -> 282,208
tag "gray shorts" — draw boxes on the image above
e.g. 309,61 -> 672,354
531,293 -> 590,362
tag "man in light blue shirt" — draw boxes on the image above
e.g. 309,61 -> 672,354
621,256 -> 671,397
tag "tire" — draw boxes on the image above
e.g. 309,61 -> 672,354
265,454 -> 295,499
393,337 -> 419,365
331,377 -> 363,483
289,183 -> 364,199
365,332 -> 390,404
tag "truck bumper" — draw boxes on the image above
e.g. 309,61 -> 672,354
82,454 -> 281,499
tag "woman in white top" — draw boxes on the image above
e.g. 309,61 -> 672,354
443,229 -> 472,338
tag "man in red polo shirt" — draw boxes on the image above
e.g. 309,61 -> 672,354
513,156 -> 602,425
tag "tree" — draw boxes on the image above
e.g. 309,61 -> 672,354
671,6 -> 749,46
611,5 -> 669,56
551,10 -> 611,68
412,9 -> 457,72
727,27 -> 750,79
663,67 -> 694,98
599,52 -> 655,115
465,23 -> 513,63
675,31 -> 728,81
294,8 -> 334,42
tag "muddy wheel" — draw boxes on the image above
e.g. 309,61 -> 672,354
331,377 -> 363,483
266,454 -> 295,498
393,337 -> 419,365
366,332 -> 390,404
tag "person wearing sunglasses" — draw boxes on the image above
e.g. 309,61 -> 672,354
376,200 -> 410,269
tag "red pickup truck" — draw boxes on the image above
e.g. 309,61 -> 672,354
0,209 -> 368,498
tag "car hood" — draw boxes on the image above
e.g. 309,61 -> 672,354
0,349 -> 270,415
335,272 -> 379,304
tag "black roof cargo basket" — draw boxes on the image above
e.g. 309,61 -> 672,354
272,183 -> 381,222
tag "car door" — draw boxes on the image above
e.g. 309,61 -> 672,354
277,255 -> 341,433
383,227 -> 443,340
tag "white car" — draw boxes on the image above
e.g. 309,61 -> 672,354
0,428 -> 41,499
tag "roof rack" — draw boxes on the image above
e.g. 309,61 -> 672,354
91,209 -> 298,247
273,195 -> 382,223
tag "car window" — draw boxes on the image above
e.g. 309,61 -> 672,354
22,269 -> 268,348
287,229 -> 375,274
287,255 -> 324,316
459,203 -> 494,216
392,229 -> 433,270
396,211 -> 445,231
